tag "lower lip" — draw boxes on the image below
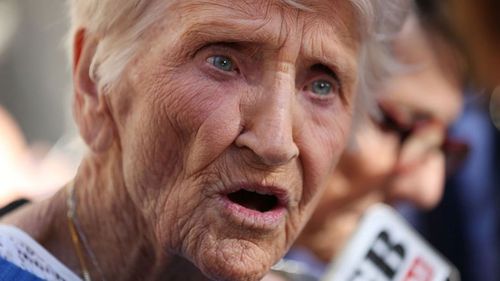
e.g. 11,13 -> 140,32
217,195 -> 287,230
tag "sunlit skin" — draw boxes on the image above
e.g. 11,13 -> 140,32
1,1 -> 362,280
294,17 -> 463,263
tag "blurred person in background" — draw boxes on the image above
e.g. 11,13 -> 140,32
407,92 -> 500,281
410,2 -> 500,280
266,14 -> 464,281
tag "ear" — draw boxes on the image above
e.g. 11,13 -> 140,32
72,29 -> 115,153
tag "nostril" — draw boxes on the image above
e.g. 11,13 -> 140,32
258,146 -> 299,166
254,138 -> 297,164
235,110 -> 298,166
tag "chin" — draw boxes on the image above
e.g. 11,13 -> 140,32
194,238 -> 277,281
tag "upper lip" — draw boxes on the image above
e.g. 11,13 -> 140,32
221,183 -> 290,208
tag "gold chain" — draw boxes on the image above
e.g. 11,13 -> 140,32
67,183 -> 92,281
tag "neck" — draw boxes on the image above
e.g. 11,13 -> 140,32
1,152 -> 209,281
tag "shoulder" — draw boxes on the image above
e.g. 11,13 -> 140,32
0,225 -> 81,281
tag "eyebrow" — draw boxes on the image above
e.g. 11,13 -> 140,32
311,63 -> 339,80
179,19 -> 282,51
303,39 -> 357,94
178,18 -> 357,88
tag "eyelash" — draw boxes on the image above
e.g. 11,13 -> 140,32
201,51 -> 242,81
303,77 -> 343,105
206,55 -> 239,73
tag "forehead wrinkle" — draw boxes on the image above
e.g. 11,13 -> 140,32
172,0 -> 321,51
177,16 -> 289,52
300,19 -> 358,87
302,0 -> 360,44
175,0 -> 279,22
175,0 -> 256,17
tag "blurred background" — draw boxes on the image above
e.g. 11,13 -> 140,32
0,0 -> 71,142
0,0 -> 77,206
0,1 -> 498,281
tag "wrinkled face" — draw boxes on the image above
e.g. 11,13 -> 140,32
105,0 -> 359,280
297,19 -> 462,262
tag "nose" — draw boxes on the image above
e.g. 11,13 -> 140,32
389,122 -> 448,209
235,73 -> 299,167
390,151 -> 446,210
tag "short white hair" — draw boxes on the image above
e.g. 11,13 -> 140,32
68,0 -> 409,128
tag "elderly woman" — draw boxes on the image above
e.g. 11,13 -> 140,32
0,1 -> 407,281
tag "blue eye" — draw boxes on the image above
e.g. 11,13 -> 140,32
310,80 -> 333,96
207,55 -> 235,72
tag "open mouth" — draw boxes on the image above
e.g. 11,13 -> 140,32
227,189 -> 279,213
219,185 -> 288,229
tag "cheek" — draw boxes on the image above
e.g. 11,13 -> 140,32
119,97 -> 185,208
305,106 -> 352,172
120,62 -> 248,213
389,152 -> 445,209
296,102 -> 353,207
350,126 -> 399,183
184,93 -> 242,176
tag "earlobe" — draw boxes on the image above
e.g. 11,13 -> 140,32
72,28 -> 116,153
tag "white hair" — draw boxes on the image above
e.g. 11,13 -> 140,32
349,0 -> 410,136
68,0 -> 409,130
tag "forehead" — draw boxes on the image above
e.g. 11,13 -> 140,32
381,70 -> 462,125
380,17 -> 462,125
163,0 -> 360,67
171,0 -> 359,32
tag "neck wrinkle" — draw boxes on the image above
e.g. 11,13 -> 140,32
69,149 -> 208,281
1,145 -> 210,280
71,151 -> 157,280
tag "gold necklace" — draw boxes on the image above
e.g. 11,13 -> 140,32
66,182 -> 106,281
67,183 -> 92,281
